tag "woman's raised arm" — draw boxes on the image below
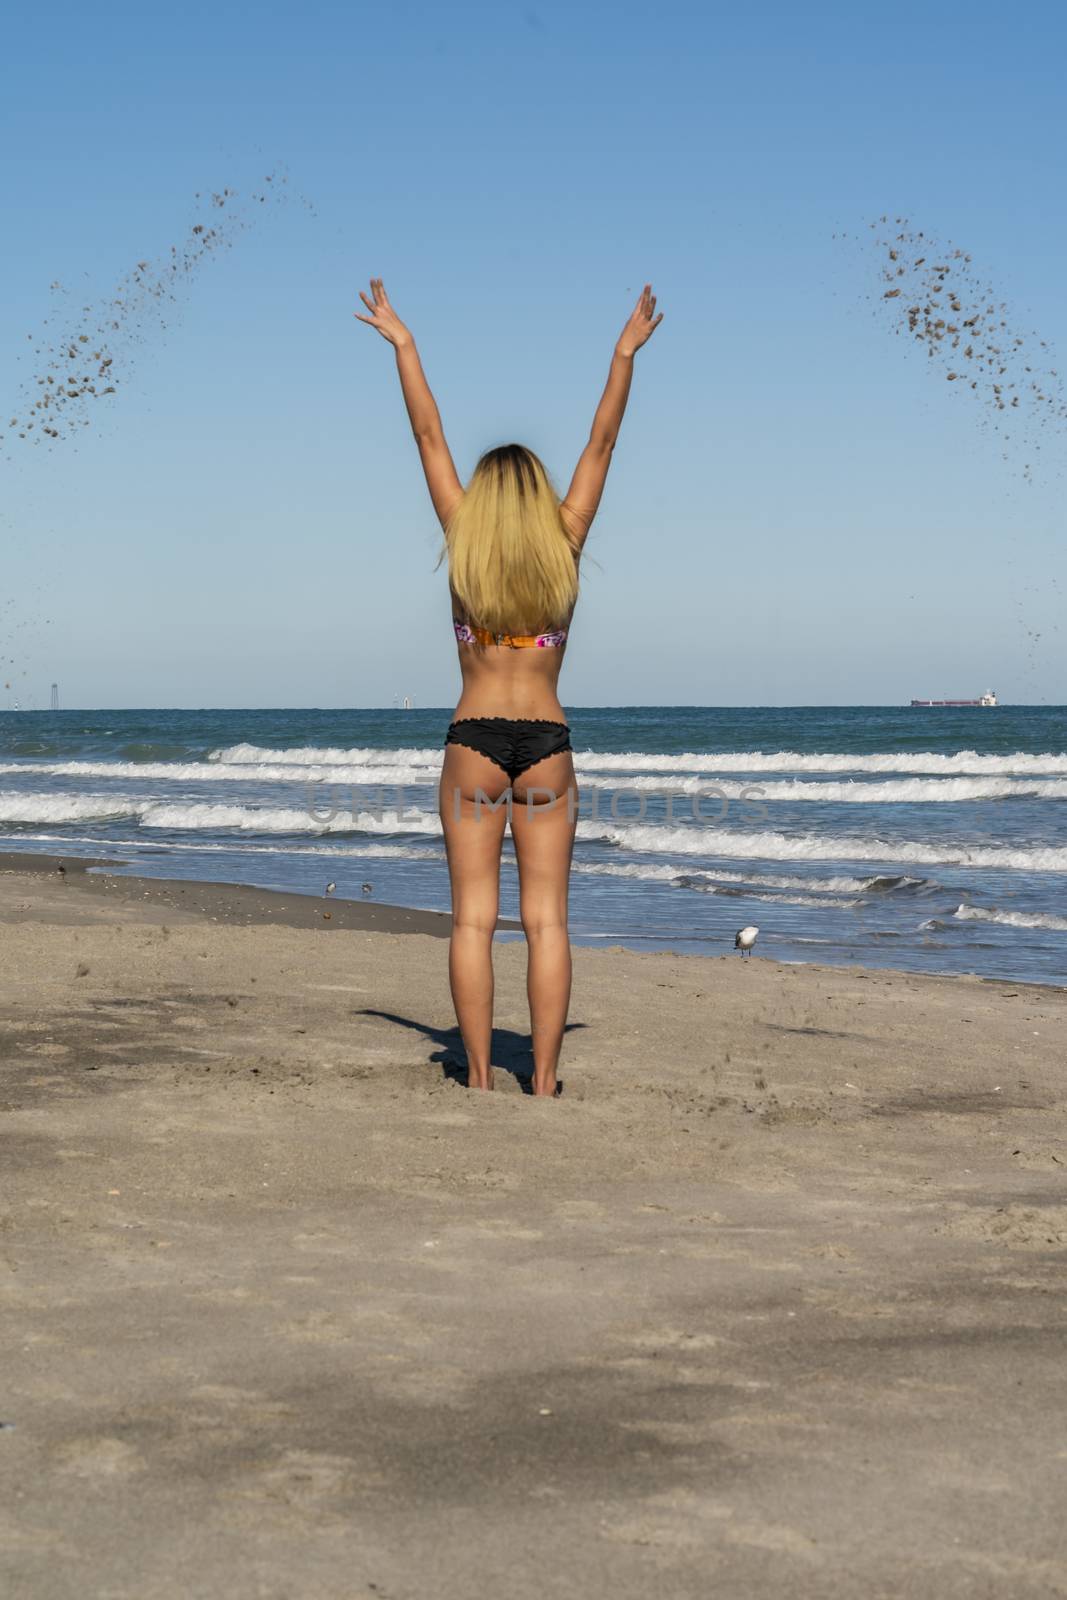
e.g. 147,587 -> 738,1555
355,278 -> 463,527
560,285 -> 663,545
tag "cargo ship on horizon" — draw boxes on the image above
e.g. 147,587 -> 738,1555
910,690 -> 998,707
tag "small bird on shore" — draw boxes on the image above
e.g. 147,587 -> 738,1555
324,881 -> 336,898
57,863 -> 66,883
362,882 -> 373,896
735,925 -> 759,957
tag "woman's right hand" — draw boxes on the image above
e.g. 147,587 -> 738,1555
615,284 -> 663,358
354,278 -> 413,348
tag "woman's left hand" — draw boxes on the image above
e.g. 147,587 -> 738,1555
615,284 -> 663,358
354,278 -> 413,348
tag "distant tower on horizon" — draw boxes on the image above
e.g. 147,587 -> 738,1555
50,682 -> 59,711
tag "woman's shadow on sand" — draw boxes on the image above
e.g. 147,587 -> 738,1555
357,1009 -> 585,1094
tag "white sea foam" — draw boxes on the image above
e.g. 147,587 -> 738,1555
0,793 -> 144,824
575,819 -> 1067,873
952,904 -> 1067,932
684,885 -> 859,909
139,802 -> 442,835
0,830 -> 447,866
573,749 -> 1067,777
0,793 -> 442,835
580,774 -> 1067,802
5,790 -> 1065,875
729,867 -> 882,892
7,759 -> 1066,806
0,759 -> 442,787
570,860 -> 930,896
206,742 -> 1067,778
210,742 -> 442,769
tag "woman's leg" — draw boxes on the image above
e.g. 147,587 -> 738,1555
439,744 -> 510,1090
510,753 -> 578,1097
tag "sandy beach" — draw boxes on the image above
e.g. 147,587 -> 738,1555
2,851 -> 1066,1599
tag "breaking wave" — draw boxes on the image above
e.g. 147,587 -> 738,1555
0,759 -> 443,788
579,774 -> 1067,801
209,742 -> 441,769
0,793 -> 441,836
0,793 -> 143,824
207,742 -> 1067,778
952,904 -> 1067,932
139,802 -> 441,835
4,790 -> 1065,873
7,760 -> 1065,808
575,819 -> 1067,873
570,861 -> 933,894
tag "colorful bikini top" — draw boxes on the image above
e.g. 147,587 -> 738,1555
453,619 -> 568,650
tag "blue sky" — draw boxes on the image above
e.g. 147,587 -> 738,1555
2,0 -> 1065,707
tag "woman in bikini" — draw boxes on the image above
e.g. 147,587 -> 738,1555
355,278 -> 662,1095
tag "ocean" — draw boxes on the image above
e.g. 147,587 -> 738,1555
1,705 -> 1065,986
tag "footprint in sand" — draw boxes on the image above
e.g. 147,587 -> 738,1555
939,1203 -> 1067,1250
54,1436 -> 145,1477
554,1199 -> 609,1221
229,1447 -> 381,1511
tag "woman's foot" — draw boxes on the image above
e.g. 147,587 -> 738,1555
531,1075 -> 562,1097
467,1066 -> 495,1092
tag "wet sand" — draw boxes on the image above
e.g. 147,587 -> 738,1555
2,854 -> 1065,1598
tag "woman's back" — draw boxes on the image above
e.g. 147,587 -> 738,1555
451,616 -> 571,721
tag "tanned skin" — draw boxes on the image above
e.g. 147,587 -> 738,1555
356,279 -> 662,1093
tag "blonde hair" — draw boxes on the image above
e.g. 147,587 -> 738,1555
443,444 -> 579,635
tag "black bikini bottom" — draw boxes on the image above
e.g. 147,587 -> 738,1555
444,717 -> 572,783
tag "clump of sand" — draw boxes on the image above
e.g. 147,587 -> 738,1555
3,169 -> 314,452
844,216 -> 1066,481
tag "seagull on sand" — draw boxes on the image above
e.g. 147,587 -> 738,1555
361,882 -> 373,896
324,881 -> 336,898
735,925 -> 759,957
